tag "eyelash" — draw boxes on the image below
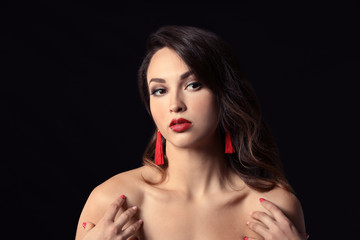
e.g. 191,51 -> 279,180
151,88 -> 167,96
150,82 -> 203,96
187,82 -> 202,90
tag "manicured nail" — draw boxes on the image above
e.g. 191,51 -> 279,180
244,237 -> 248,240
246,221 -> 250,225
259,198 -> 265,202
120,195 -> 126,199
82,222 -> 86,228
249,211 -> 253,216
132,206 -> 138,210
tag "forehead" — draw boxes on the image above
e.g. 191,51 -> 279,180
147,47 -> 189,82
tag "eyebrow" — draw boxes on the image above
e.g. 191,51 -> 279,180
149,70 -> 194,84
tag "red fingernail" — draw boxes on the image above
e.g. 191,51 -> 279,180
82,222 -> 86,228
120,195 -> 126,199
244,237 -> 248,240
259,198 -> 265,202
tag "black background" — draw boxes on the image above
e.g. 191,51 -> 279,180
2,1 -> 359,239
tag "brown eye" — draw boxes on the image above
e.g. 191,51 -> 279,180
186,82 -> 202,90
151,88 -> 167,96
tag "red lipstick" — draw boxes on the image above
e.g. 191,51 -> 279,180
169,118 -> 192,132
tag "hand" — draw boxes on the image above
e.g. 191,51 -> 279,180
82,195 -> 143,240
245,198 -> 308,240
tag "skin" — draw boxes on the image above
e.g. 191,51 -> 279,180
75,47 -> 307,240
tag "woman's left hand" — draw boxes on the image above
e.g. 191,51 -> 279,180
245,198 -> 309,240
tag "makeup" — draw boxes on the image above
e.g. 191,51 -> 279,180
169,118 -> 192,132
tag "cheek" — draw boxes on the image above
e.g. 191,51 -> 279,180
192,93 -> 219,126
150,99 -> 167,127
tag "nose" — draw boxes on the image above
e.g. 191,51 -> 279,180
170,104 -> 185,113
169,92 -> 186,113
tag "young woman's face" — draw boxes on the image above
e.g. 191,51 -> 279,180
147,47 -> 220,150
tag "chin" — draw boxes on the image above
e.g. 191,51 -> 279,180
170,133 -> 217,150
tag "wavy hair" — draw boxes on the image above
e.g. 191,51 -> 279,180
137,25 -> 293,193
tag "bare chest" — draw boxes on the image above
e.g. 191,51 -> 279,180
138,199 -> 248,240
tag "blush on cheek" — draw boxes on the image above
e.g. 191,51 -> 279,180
150,105 -> 167,131
193,93 -> 218,117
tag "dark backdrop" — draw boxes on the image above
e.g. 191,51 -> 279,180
2,1 -> 359,239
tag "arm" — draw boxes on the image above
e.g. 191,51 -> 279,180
245,197 -> 308,240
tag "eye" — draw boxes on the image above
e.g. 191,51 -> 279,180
186,82 -> 202,91
151,88 -> 167,96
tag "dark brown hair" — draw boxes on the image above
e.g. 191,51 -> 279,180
138,25 -> 293,193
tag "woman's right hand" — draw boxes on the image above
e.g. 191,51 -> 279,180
81,195 -> 143,240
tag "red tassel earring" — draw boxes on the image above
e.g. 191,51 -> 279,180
155,129 -> 164,165
225,132 -> 235,154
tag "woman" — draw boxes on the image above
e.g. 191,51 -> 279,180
76,25 -> 308,240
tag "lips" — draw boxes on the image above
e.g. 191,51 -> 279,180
169,118 -> 192,132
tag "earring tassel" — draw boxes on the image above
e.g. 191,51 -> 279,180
155,129 -> 164,165
225,132 -> 235,154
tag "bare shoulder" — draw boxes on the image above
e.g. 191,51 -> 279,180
247,186 -> 305,233
86,166 -> 156,210
264,187 -> 303,218
75,166 -> 157,240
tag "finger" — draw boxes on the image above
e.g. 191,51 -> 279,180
128,236 -> 140,240
243,237 -> 258,240
259,198 -> 287,222
114,206 -> 139,228
83,221 -> 95,231
103,195 -> 126,221
250,211 -> 277,229
121,219 -> 143,239
247,221 -> 270,239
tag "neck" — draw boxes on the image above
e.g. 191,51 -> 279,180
163,138 -> 233,198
